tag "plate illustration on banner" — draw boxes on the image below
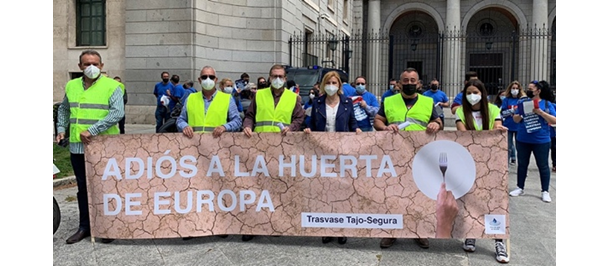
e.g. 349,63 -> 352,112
412,140 -> 476,200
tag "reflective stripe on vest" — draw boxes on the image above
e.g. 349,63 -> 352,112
384,94 -> 433,131
456,103 -> 501,130
65,76 -> 121,143
254,89 -> 296,132
186,91 -> 230,133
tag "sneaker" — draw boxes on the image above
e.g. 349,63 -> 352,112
509,188 -> 524,197
509,159 -> 516,165
462,238 -> 476,252
495,241 -> 510,263
542,191 -> 552,203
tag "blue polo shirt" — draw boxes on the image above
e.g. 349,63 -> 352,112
153,81 -> 175,107
422,89 -> 449,117
453,92 -> 463,106
381,89 -> 398,104
342,83 -> 356,98
500,97 -> 521,132
516,99 -> 556,144
168,84 -> 185,111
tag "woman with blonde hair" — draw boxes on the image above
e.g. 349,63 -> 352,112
304,70 -> 360,245
219,78 -> 243,114
501,81 -> 525,165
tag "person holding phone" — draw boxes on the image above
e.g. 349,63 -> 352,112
509,80 -> 556,203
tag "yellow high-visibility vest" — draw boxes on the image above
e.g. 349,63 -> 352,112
456,103 -> 501,130
65,76 -> 120,143
254,88 -> 296,132
186,91 -> 230,132
384,94 -> 433,131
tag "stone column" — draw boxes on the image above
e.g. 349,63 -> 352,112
443,0 -> 461,98
531,0 -> 549,80
367,0 -> 381,89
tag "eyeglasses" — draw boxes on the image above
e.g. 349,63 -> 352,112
355,83 -> 365,85
270,75 -> 285,79
200,75 -> 216,80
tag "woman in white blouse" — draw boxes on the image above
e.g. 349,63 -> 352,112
303,71 -> 360,245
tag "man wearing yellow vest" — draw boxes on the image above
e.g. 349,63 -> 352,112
240,64 -> 304,242
56,50 -> 124,244
176,65 -> 242,138
373,68 -> 442,250
242,64 -> 305,138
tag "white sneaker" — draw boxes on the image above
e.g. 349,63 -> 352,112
495,241 -> 510,263
462,238 -> 476,252
542,191 -> 552,203
509,188 -> 524,197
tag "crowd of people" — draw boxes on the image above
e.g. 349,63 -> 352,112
56,49 -> 556,265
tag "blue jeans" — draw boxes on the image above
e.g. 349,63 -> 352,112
508,131 -> 517,161
360,127 -> 373,132
155,105 -> 169,133
516,141 -> 551,192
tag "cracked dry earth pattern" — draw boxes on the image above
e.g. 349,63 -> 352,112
84,130 -> 508,240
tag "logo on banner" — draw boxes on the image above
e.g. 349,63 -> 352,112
484,214 -> 506,234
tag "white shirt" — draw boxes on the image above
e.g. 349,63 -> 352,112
325,102 -> 339,132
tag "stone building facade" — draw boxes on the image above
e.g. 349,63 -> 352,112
53,0 -> 556,124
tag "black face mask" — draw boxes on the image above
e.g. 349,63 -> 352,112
526,90 -> 534,98
257,82 -> 268,89
162,78 -> 169,83
430,84 -> 438,91
402,84 -> 417,95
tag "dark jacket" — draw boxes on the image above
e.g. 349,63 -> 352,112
309,94 -> 358,132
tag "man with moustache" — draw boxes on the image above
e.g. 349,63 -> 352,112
373,67 -> 442,249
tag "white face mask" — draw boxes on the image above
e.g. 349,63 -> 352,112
223,86 -> 235,94
466,94 -> 482,105
309,93 -> 315,99
271,78 -> 285,89
325,85 -> 338,96
511,89 -> 519,96
84,65 -> 101,79
201,78 -> 215,91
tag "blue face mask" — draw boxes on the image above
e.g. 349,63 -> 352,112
500,96 -> 506,101
389,85 -> 395,91
355,85 -> 366,94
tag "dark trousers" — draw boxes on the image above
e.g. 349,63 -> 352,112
516,141 -> 551,192
70,153 -> 90,231
119,116 -> 126,134
550,137 -> 556,167
155,106 -> 169,133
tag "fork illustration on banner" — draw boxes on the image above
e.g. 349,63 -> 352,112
439,152 -> 448,183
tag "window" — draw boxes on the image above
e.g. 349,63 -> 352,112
76,0 -> 106,46
304,31 -> 317,67
328,0 -> 334,11
343,0 -> 349,21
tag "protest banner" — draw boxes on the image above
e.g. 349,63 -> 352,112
85,131 -> 508,239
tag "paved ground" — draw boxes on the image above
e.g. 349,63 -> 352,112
53,123 -> 556,266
